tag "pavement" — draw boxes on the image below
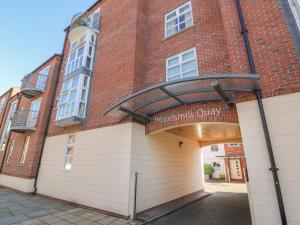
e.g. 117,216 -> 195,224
0,182 -> 251,225
0,188 -> 136,225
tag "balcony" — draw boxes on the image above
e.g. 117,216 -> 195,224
21,73 -> 47,98
11,110 -> 40,132
69,12 -> 99,42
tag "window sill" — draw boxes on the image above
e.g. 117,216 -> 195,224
163,24 -> 195,42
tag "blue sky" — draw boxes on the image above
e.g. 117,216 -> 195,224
0,0 -> 97,94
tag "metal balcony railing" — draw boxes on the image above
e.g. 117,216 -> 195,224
70,12 -> 98,31
11,110 -> 40,132
21,73 -> 47,98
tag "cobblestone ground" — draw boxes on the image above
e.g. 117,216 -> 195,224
0,188 -> 136,225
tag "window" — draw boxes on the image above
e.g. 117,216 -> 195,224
64,134 -> 75,170
65,33 -> 96,76
165,1 -> 193,37
36,65 -> 50,90
289,0 -> 300,30
0,96 -> 7,113
20,136 -> 30,164
228,143 -> 240,148
166,48 -> 198,81
6,140 -> 15,164
211,145 -> 219,152
27,99 -> 42,128
56,75 -> 90,121
0,100 -> 18,151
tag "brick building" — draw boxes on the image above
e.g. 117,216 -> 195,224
0,0 -> 300,224
0,55 -> 61,192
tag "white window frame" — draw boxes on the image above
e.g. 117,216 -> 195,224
166,48 -> 199,81
6,140 -> 15,164
20,136 -> 30,165
63,134 -> 75,171
0,100 -> 18,151
288,0 -> 300,30
165,1 -> 194,38
56,75 -> 90,121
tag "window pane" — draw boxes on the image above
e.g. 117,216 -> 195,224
81,90 -> 87,101
168,57 -> 179,67
166,18 -> 178,29
179,11 -> 192,23
167,11 -> 177,20
86,57 -> 91,69
62,80 -> 70,91
167,27 -> 178,36
182,60 -> 197,73
68,135 -> 75,144
77,47 -> 84,57
168,75 -> 181,81
66,146 -> 74,155
167,66 -> 181,77
69,52 -> 76,61
69,90 -> 77,102
179,4 -> 190,14
78,103 -> 86,117
182,50 -> 195,61
64,156 -> 73,170
179,18 -> 192,30
182,70 -> 197,78
72,77 -> 79,88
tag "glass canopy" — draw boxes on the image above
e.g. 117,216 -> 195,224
103,74 -> 260,123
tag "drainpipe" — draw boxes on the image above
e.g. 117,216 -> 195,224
33,33 -> 67,194
235,1 -> 288,224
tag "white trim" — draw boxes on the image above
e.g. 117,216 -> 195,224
165,1 -> 194,38
165,47 -> 199,81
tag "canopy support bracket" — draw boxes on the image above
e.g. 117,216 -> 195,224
159,87 -> 185,104
211,80 -> 234,108
119,106 -> 151,123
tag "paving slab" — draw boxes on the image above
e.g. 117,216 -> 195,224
0,188 -> 136,225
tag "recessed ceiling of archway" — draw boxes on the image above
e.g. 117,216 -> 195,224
166,123 -> 242,144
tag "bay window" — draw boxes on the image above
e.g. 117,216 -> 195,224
56,74 -> 90,121
65,33 -> 96,76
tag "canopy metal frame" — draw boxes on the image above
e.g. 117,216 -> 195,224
103,74 -> 260,123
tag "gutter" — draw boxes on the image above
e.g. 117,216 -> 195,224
235,1 -> 288,224
33,32 -> 67,194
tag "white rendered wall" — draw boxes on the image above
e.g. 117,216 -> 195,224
201,144 -> 226,178
36,123 -> 133,216
130,123 -> 204,213
237,92 -> 300,225
0,175 -> 35,193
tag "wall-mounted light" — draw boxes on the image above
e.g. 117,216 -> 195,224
179,141 -> 184,148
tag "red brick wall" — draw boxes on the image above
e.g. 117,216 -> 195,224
46,0 -> 300,137
224,143 -> 244,155
0,55 -> 61,179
